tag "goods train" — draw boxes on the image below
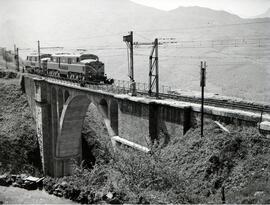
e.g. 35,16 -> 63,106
24,52 -> 114,84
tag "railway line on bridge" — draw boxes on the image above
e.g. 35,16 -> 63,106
155,92 -> 270,114
39,74 -> 270,114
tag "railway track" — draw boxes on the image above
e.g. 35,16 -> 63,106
143,92 -> 270,114
32,73 -> 270,114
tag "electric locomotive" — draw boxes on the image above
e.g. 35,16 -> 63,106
24,52 -> 113,84
24,53 -> 51,74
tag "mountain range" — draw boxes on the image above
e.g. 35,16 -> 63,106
0,0 -> 262,48
0,0 -> 269,102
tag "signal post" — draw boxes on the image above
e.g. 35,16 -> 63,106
200,61 -> 207,137
123,31 -> 136,96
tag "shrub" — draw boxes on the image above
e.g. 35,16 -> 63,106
0,82 -> 42,175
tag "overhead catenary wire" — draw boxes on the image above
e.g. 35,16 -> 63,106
133,37 -> 270,49
133,52 -> 265,67
134,53 -> 268,60
38,34 -> 270,49
135,20 -> 270,33
39,32 -> 126,44
24,26 -> 270,52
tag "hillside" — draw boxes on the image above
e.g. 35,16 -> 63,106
0,70 -> 42,175
0,0 -> 244,47
0,64 -> 270,203
1,0 -> 269,103
43,122 -> 270,204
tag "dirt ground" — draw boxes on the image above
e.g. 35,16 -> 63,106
0,186 -> 76,204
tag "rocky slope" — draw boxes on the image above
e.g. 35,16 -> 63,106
0,71 -> 42,175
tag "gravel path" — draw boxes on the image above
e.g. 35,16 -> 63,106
0,186 -> 76,204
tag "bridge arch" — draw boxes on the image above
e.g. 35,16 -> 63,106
57,95 -> 91,157
54,94 -> 117,176
55,94 -> 91,176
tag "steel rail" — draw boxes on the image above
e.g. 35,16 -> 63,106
139,92 -> 270,113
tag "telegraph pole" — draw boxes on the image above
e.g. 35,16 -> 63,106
14,44 -> 19,71
4,48 -> 8,69
149,38 -> 159,98
14,45 -> 19,71
16,48 -> 19,71
200,61 -> 206,138
130,32 -> 134,82
38,40 -> 41,69
14,44 -> 16,64
6,50 -> 8,69
123,31 -> 136,96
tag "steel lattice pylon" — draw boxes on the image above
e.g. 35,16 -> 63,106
149,38 -> 159,98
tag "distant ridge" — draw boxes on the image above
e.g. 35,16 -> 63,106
167,6 -> 242,26
255,8 -> 270,18
170,6 -> 241,19
0,0 -> 246,48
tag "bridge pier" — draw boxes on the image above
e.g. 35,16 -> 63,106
34,79 -> 54,175
32,78 -> 85,176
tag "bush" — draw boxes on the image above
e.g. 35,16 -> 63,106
110,122 -> 270,203
44,117 -> 270,204
0,82 -> 42,175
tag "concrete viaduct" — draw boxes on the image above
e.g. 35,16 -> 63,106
21,75 -> 270,177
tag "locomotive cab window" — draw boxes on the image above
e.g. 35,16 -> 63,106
76,58 -> 80,63
68,58 -> 72,64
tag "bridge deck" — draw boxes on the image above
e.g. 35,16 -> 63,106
29,74 -> 270,124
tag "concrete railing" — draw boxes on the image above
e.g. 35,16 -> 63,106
46,76 -> 173,95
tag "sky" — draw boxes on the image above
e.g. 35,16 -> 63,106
131,0 -> 270,18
